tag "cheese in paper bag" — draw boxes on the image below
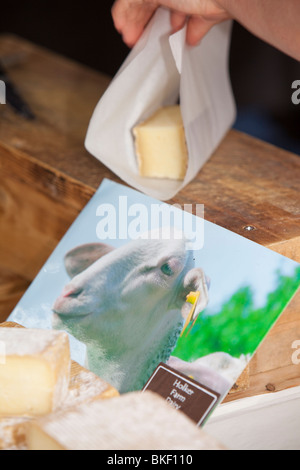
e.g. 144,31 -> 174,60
85,8 -> 236,201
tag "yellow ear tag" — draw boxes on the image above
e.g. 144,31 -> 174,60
180,291 -> 200,337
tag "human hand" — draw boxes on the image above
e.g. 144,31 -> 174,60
111,0 -> 230,47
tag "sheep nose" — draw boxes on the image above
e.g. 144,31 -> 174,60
62,285 -> 83,298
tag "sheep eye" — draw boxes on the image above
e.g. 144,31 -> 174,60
161,263 -> 174,276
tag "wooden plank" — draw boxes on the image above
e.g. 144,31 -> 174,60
0,142 -> 98,280
0,33 -> 121,280
0,34 -> 112,187
224,290 -> 300,402
172,130 -> 300,260
0,267 -> 30,322
0,34 -> 300,402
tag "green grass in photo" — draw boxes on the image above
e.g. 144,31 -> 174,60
173,266 -> 300,361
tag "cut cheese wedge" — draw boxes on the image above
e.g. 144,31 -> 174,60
26,391 -> 225,450
133,106 -> 188,180
0,328 -> 71,417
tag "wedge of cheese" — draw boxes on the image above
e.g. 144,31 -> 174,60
0,365 -> 119,450
26,391 -> 225,450
0,328 -> 71,417
133,106 -> 188,180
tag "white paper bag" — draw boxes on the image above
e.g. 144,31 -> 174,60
85,8 -> 236,201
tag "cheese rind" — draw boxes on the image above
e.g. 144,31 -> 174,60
26,391 -> 225,451
0,328 -> 70,417
133,106 -> 188,180
0,361 -> 119,450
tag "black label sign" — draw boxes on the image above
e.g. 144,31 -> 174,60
142,363 -> 220,426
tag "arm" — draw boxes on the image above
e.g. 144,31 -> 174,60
223,0 -> 300,61
112,0 -> 300,61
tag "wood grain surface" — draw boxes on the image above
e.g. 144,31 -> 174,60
0,34 -> 299,401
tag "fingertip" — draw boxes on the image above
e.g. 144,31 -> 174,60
186,17 -> 214,46
122,37 -> 138,48
111,1 -> 156,48
170,11 -> 187,33
111,0 -> 122,29
186,32 -> 203,47
121,28 -> 142,48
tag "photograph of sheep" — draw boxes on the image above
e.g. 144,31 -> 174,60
8,179 -> 300,399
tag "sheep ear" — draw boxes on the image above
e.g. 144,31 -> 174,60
180,268 -> 210,320
64,243 -> 115,278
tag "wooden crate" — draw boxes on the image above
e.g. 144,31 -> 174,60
0,34 -> 299,402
